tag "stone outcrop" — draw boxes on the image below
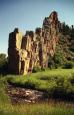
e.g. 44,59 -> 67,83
8,11 -> 60,75
7,84 -> 44,104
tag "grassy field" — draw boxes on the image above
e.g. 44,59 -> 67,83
7,69 -> 74,100
0,69 -> 74,115
0,102 -> 74,115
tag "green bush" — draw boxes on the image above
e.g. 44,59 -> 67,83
32,67 -> 41,73
24,80 -> 36,89
48,46 -> 65,69
69,45 -> 74,52
63,61 -> 73,69
53,46 -> 64,68
0,54 -> 8,74
48,56 -> 54,69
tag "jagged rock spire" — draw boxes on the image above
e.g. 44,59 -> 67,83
8,11 -> 60,75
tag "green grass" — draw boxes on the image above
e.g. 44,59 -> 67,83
0,102 -> 74,115
0,76 -> 10,105
0,69 -> 74,115
7,69 -> 74,100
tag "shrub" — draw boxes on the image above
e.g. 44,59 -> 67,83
69,45 -> 74,52
32,67 -> 41,73
53,46 -> 64,68
63,61 -> 73,69
0,54 -> 8,74
24,80 -> 36,89
48,46 -> 65,69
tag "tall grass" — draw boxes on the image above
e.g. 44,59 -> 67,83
0,76 -> 10,105
0,102 -> 74,115
0,69 -> 74,115
7,69 -> 74,100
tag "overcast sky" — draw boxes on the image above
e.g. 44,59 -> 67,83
0,0 -> 74,55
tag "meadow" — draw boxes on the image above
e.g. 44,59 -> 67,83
0,69 -> 74,115
7,69 -> 74,100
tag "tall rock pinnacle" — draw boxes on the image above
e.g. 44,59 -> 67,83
42,11 -> 59,56
8,11 -> 60,75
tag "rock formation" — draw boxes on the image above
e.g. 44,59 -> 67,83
8,11 -> 60,75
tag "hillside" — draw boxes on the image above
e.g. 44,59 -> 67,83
55,22 -> 74,67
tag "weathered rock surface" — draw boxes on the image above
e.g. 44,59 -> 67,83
7,84 -> 45,104
8,11 -> 60,75
7,84 -> 74,106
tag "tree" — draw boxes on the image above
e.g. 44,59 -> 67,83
70,25 -> 74,39
53,46 -> 64,68
0,53 -> 8,74
61,22 -> 71,35
48,55 -> 54,69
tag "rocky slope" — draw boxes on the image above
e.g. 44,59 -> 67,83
8,11 -> 74,75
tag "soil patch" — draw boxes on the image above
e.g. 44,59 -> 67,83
7,84 -> 46,104
7,84 -> 74,108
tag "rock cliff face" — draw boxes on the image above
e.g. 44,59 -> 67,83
8,11 -> 60,75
